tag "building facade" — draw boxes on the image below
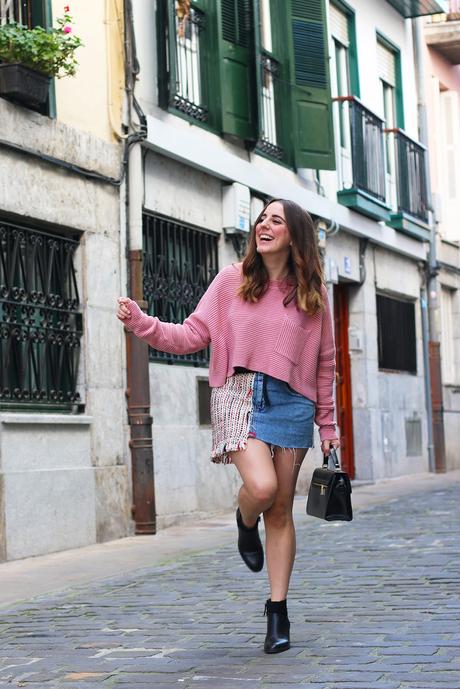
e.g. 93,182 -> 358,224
424,1 -> 460,469
1,0 -> 457,562
0,0 -> 132,560
128,0 -> 453,528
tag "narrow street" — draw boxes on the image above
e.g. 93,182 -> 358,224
1,473 -> 459,689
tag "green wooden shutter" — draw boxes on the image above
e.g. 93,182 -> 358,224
287,0 -> 335,170
217,0 -> 257,140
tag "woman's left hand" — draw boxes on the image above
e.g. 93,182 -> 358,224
321,438 -> 341,455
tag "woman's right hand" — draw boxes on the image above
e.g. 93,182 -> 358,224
117,297 -> 132,321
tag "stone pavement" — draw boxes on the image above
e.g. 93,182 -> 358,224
1,472 -> 460,689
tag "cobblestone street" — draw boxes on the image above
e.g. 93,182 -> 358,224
1,479 -> 459,689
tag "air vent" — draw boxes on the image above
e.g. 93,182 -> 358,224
405,414 -> 422,457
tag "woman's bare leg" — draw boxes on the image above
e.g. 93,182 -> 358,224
263,448 -> 308,600
229,438 -> 278,527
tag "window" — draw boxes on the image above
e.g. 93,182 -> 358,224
142,211 -> 219,366
440,286 -> 456,384
376,37 -> 403,129
0,218 -> 83,412
160,1 -> 210,123
376,294 -> 416,373
158,0 -> 336,171
255,0 -> 286,160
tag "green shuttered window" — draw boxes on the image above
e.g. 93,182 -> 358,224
158,0 -> 336,171
218,0 -> 256,140
287,0 -> 335,170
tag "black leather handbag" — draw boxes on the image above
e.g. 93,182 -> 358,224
306,448 -> 353,521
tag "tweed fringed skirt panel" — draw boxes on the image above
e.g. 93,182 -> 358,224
210,371 -> 315,464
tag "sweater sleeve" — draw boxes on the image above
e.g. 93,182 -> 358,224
123,270 -> 224,355
314,285 -> 338,441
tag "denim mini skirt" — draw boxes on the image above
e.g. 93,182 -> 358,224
210,371 -> 315,464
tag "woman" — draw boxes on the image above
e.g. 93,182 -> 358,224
117,199 -> 340,654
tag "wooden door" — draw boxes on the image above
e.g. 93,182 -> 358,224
333,283 -> 355,478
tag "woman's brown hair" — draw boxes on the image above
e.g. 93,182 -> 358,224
238,198 -> 325,314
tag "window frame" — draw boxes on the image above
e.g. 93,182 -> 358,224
142,209 -> 219,368
330,0 -> 360,98
157,0 -> 220,135
376,30 -> 404,130
376,292 -> 417,374
0,215 -> 83,413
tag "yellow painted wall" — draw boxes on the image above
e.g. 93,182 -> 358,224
52,0 -> 125,142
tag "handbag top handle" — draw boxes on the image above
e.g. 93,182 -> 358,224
323,447 -> 340,470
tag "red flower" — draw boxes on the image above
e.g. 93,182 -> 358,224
64,5 -> 70,11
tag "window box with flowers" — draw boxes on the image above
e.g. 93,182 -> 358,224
0,6 -> 82,108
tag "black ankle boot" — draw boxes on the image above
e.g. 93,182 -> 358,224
264,599 -> 290,653
236,508 -> 264,572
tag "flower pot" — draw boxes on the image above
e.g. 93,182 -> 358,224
0,63 -> 51,107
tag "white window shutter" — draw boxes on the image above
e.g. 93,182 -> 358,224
329,3 -> 349,46
377,41 -> 396,87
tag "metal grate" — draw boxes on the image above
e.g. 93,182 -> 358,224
170,4 -> 208,122
385,129 -> 429,223
256,54 -> 284,161
334,96 -> 387,202
0,219 -> 82,412
142,212 -> 219,366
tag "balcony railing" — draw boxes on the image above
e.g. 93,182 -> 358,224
334,96 -> 387,203
0,220 -> 82,411
385,128 -> 429,224
0,0 -> 33,26
256,53 -> 284,160
170,4 -> 208,122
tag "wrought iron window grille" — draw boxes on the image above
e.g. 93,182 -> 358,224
256,53 -> 285,161
142,212 -> 219,366
169,5 -> 209,123
0,219 -> 83,412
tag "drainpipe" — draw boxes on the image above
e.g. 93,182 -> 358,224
124,0 -> 156,532
412,17 -> 446,472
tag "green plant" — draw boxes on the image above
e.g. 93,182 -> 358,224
0,9 -> 83,78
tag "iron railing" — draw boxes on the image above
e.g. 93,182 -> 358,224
0,0 -> 34,26
169,4 -> 208,122
142,212 -> 218,366
385,128 -> 429,223
334,96 -> 387,202
256,53 -> 284,160
0,220 -> 82,411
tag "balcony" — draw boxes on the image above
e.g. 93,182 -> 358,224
334,96 -> 392,221
425,5 -> 460,64
384,128 -> 430,241
334,97 -> 430,241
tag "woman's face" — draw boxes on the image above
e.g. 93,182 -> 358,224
254,202 -> 291,259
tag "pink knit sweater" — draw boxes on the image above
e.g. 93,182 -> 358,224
124,263 -> 338,441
